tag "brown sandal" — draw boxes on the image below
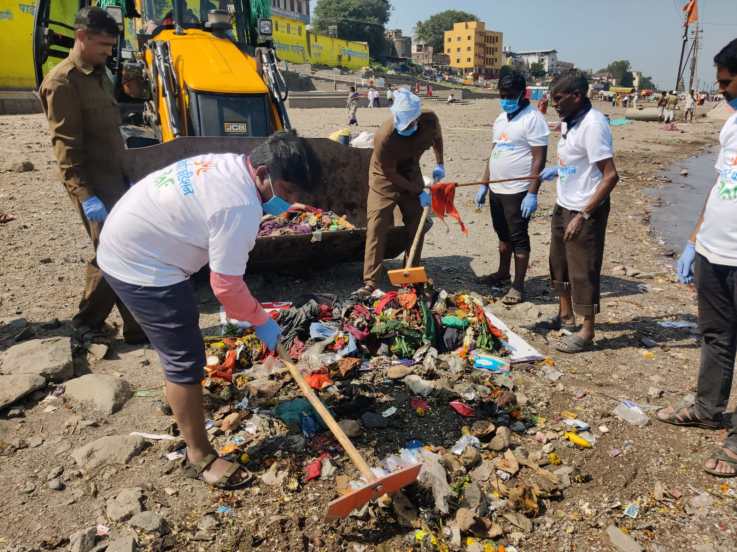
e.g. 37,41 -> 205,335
704,448 -> 737,478
182,452 -> 252,490
655,405 -> 722,430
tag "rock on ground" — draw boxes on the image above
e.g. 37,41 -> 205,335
71,435 -> 147,471
0,337 -> 73,382
107,536 -> 138,552
606,524 -> 643,552
106,487 -> 145,522
64,374 -> 132,414
69,526 -> 97,552
128,511 -> 165,534
0,374 -> 46,408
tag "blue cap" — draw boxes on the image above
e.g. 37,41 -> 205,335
390,88 -> 422,131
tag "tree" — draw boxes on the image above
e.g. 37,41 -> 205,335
415,10 -> 478,53
529,62 -> 546,78
313,0 -> 392,61
639,75 -> 656,90
602,59 -> 634,87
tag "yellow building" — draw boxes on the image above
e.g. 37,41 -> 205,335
444,21 -> 502,79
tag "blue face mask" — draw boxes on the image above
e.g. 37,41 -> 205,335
500,95 -> 521,113
262,176 -> 291,216
396,121 -> 418,137
728,96 -> 737,110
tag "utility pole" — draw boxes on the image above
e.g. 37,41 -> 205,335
675,17 -> 689,91
688,24 -> 701,93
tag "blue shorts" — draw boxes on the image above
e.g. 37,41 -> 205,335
103,273 -> 206,384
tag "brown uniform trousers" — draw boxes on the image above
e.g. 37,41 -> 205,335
363,111 -> 443,286
39,52 -> 142,340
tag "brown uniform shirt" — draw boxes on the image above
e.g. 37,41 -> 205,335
39,52 -> 127,205
369,111 -> 443,199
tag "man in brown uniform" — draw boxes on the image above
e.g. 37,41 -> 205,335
40,7 -> 144,343
356,88 -> 445,297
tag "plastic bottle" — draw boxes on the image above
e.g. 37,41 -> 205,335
613,400 -> 649,426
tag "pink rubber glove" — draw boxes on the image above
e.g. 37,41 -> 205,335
210,272 -> 269,326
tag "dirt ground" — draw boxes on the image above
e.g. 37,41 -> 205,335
1,98 -> 736,552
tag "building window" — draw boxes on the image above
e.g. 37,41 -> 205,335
467,57 -> 471,62
467,35 -> 471,40
297,25 -> 302,35
274,21 -> 279,31
456,58 -> 460,63
456,47 -> 460,52
467,46 -> 471,51
286,23 -> 291,33
290,0 -> 295,11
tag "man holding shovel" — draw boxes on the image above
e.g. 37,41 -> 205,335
475,70 -> 549,304
355,89 -> 445,298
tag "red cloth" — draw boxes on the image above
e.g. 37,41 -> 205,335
431,182 -> 468,236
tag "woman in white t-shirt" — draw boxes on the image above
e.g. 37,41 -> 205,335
538,70 -> 619,353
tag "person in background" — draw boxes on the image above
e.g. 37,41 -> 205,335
611,93 -> 617,108
347,86 -> 360,126
664,90 -> 679,123
684,89 -> 697,122
622,94 -> 630,109
537,69 -> 619,353
97,132 -> 319,489
656,38 -> 737,478
474,70 -> 549,304
538,92 -> 549,115
657,91 -> 667,120
367,87 -> 378,108
39,7 -> 145,344
447,92 -> 456,104
355,89 -> 444,298
386,85 -> 394,107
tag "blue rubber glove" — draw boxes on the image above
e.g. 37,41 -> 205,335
676,242 -> 696,284
81,196 -> 108,222
419,190 -> 431,208
520,192 -> 538,219
254,318 -> 282,352
474,185 -> 488,209
432,164 -> 445,182
540,166 -> 559,181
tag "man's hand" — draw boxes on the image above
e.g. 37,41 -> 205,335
520,192 -> 538,219
82,196 -> 108,222
474,185 -> 488,209
676,242 -> 696,284
255,318 -> 282,352
540,166 -> 559,182
419,190 -> 431,208
432,164 -> 445,182
564,213 -> 585,241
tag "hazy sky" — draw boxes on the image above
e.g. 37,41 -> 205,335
384,0 -> 737,90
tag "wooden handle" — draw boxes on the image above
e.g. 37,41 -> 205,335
452,176 -> 539,188
277,347 -> 376,482
405,204 -> 430,270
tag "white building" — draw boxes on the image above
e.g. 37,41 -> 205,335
504,48 -> 559,75
271,0 -> 310,24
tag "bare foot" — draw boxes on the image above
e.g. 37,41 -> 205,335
199,457 -> 251,486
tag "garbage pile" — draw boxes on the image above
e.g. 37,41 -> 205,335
258,206 -> 355,238
191,286 -> 588,550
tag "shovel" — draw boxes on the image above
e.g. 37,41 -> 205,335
277,346 -> 422,519
386,203 -> 431,287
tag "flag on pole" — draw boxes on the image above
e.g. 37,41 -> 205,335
683,0 -> 698,27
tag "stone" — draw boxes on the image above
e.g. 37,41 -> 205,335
71,435 -> 147,471
471,420 -> 495,439
647,386 -> 663,400
47,466 -> 64,480
197,514 -> 219,533
387,364 -> 413,380
454,507 -> 476,532
10,160 -> 35,172
69,526 -> 97,552
605,524 -> 643,552
0,374 -> 46,408
128,511 -> 165,533
64,374 -> 132,414
107,536 -> 138,552
106,487 -> 145,522
0,337 -> 73,383
489,426 -> 512,451
47,477 -> 64,490
27,435 -> 44,448
470,460 -> 495,483
403,374 -> 436,396
460,445 -> 481,468
338,419 -> 362,438
86,343 -> 110,363
360,411 -> 387,429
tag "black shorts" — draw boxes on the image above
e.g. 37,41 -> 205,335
548,201 -> 610,316
103,273 -> 206,384
489,190 -> 530,253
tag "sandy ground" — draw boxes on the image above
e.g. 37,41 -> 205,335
1,98 -> 736,551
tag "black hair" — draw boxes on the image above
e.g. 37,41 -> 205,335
551,69 -> 589,96
498,70 -> 526,95
75,6 -> 119,36
250,131 -> 319,192
714,38 -> 737,75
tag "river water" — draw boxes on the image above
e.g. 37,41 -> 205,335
647,150 -> 719,253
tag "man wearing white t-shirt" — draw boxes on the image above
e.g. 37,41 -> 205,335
98,132 -> 319,489
657,39 -> 737,478
538,70 -> 619,353
475,71 -> 549,304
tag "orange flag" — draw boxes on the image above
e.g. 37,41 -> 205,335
683,0 -> 698,27
430,182 -> 468,236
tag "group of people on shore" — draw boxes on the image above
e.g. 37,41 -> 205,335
35,6 -> 737,489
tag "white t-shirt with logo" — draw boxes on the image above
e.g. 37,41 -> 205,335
696,111 -> 737,266
488,104 -> 550,194
555,108 -> 614,211
98,153 -> 263,287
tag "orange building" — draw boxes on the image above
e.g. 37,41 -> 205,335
444,21 -> 503,79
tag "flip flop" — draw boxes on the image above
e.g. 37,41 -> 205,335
181,452 -> 252,490
502,288 -> 524,305
351,285 -> 376,300
536,315 -> 577,332
655,405 -> 722,430
555,333 -> 593,354
704,448 -> 737,478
